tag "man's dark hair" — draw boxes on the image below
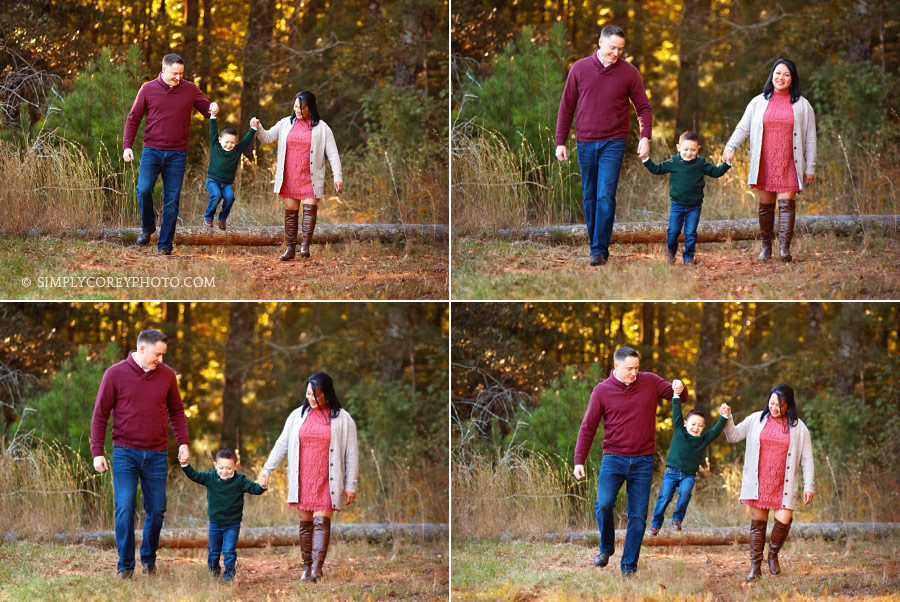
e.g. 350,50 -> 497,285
162,54 -> 184,67
221,126 -> 238,137
679,131 -> 700,143
613,346 -> 640,363
216,448 -> 237,462
601,25 -> 626,40
137,329 -> 167,347
686,409 -> 706,422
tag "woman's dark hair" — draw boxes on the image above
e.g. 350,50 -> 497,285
301,371 -> 342,419
289,91 -> 320,127
763,58 -> 801,103
760,383 -> 799,430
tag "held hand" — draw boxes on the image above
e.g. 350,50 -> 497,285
637,137 -> 650,159
719,403 -> 731,419
723,148 -> 734,164
803,491 -> 814,505
573,464 -> 585,480
177,444 -> 190,465
209,102 -> 219,117
334,181 -> 343,194
258,473 -> 269,489
344,491 -> 356,505
123,148 -> 134,163
803,173 -> 814,187
672,379 -> 684,396
93,455 -> 109,473
250,117 -> 260,129
555,145 -> 568,162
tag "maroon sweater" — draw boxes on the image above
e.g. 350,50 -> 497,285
123,75 -> 211,151
574,370 -> 676,465
90,354 -> 190,457
555,52 -> 653,146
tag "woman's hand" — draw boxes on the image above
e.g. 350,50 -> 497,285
803,173 -> 815,187
723,148 -> 735,163
334,181 -> 343,194
344,491 -> 356,505
803,491 -> 814,505
258,473 -> 269,489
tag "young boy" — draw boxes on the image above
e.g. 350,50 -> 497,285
180,449 -> 266,582
648,381 -> 730,535
204,106 -> 259,230
641,131 -> 731,265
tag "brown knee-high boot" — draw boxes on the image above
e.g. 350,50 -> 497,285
280,209 -> 299,261
758,202 -> 776,260
778,198 -> 796,262
300,204 -> 318,258
310,516 -> 331,582
299,520 -> 314,582
768,517 -> 792,575
746,519 -> 767,581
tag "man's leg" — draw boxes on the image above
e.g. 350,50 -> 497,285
218,184 -> 236,221
666,203 -> 686,257
222,523 -> 241,582
682,206 -> 702,262
208,522 -> 224,577
650,469 -> 678,529
111,446 -> 140,574
621,455 -> 653,574
157,150 -> 188,251
595,454 -> 627,563
576,141 -> 601,258
594,139 -> 626,259
672,474 -> 696,525
138,450 -> 168,568
136,149 -> 164,236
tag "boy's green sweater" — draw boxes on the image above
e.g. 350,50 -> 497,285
665,397 -> 727,475
207,117 -> 257,184
642,155 -> 731,207
181,463 -> 265,526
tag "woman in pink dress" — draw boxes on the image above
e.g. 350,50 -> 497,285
724,384 -> 815,581
259,372 -> 358,583
724,59 -> 817,262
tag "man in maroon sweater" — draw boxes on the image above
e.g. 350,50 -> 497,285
573,346 -> 682,577
90,329 -> 191,578
123,54 -> 217,255
555,25 -> 653,266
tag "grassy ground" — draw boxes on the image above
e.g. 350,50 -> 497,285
452,536 -> 900,601
0,538 -> 448,601
0,236 -> 448,300
451,232 -> 900,300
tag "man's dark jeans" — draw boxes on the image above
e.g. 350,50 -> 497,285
650,466 -> 696,528
576,139 -> 626,258
595,453 -> 653,573
136,148 -> 187,251
667,201 -> 702,261
208,521 -> 241,581
112,446 -> 168,573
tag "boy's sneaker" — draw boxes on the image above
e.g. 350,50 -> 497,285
116,569 -> 134,579
683,258 -> 697,266
672,520 -> 682,531
218,219 -> 227,231
648,526 -> 659,536
666,253 -> 676,264
142,562 -> 157,576
204,219 -> 214,228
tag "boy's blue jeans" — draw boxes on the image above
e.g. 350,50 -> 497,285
136,148 -> 187,251
208,521 -> 241,581
667,201 -> 702,261
595,453 -> 653,574
650,467 -> 696,528
205,179 -> 236,221
111,446 -> 168,573
576,139 -> 626,258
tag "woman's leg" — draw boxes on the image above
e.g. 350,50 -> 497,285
310,509 -> 334,581
298,509 -> 315,581
280,197 -> 301,260
747,505 -> 769,580
755,190 -> 777,260
768,508 -> 794,574
776,192 -> 797,262
300,198 -> 318,258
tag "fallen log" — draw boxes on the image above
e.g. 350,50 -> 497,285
41,523 -> 446,548
15,224 -> 448,246
486,215 -> 900,244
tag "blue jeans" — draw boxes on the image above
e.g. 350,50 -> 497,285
595,453 -> 653,573
111,446 -> 168,573
650,467 -> 696,528
136,148 -> 188,251
667,202 -> 702,261
208,522 -> 241,581
204,179 -> 236,221
576,139 -> 626,258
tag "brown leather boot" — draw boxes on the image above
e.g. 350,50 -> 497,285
310,516 -> 331,582
299,520 -> 314,582
768,517 -> 792,575
778,198 -> 796,262
758,202 -> 775,260
746,519 -> 767,581
300,204 -> 318,258
279,209 -> 299,261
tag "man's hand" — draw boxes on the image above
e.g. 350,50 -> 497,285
93,455 -> 109,473
344,491 -> 356,505
723,148 -> 734,164
123,148 -> 134,162
555,145 -> 568,161
720,403 -> 731,419
574,464 -> 585,480
334,181 -> 343,194
209,102 -> 219,117
803,173 -> 815,187
637,137 -> 650,159
672,379 -> 684,397
250,117 -> 260,129
177,444 -> 190,465
803,491 -> 814,505
258,473 -> 269,489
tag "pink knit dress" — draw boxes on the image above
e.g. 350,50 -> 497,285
278,119 -> 315,200
290,408 -> 333,511
741,417 -> 790,509
753,90 -> 799,193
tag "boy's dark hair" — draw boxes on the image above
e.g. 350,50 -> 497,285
137,329 -> 167,346
216,448 -> 237,463
162,54 -> 184,67
613,346 -> 640,363
601,25 -> 626,40
679,131 -> 699,143
686,409 -> 705,422
220,126 -> 238,137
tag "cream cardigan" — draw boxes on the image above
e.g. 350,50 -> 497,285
724,410 -> 814,510
261,407 -> 358,510
255,116 -> 343,198
724,93 -> 817,191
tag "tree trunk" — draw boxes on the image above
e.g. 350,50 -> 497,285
693,302 -> 724,417
640,303 -> 655,374
240,0 -> 276,159
834,303 -> 864,398
848,0 -> 875,63
182,0 -> 200,78
675,0 -> 709,140
395,11 -> 420,87
222,303 -> 256,451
